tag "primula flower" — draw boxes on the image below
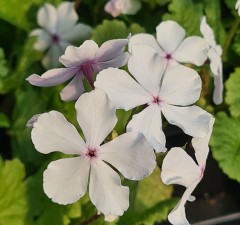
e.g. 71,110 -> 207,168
128,20 -> 208,66
30,2 -> 92,69
26,38 -> 129,101
236,0 -> 240,16
95,45 -> 212,152
30,90 -> 156,217
161,118 -> 214,225
104,0 -> 141,17
200,16 -> 223,105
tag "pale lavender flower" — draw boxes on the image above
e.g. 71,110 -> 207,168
30,2 -> 92,69
30,90 -> 156,217
26,38 -> 130,101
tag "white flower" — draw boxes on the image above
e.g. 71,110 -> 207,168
129,20 -> 208,66
30,89 -> 156,217
236,0 -> 240,16
161,118 -> 214,225
200,16 -> 223,105
30,2 -> 92,69
104,0 -> 141,17
95,44 -> 212,152
26,38 -> 129,101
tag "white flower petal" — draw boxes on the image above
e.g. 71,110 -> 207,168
61,24 -> 92,42
156,20 -> 185,53
89,159 -> 129,216
128,33 -> 163,54
43,156 -> 90,205
192,117 -> 215,167
173,36 -> 209,66
100,132 -> 156,180
123,0 -> 141,15
42,45 -> 63,69
200,16 -> 216,47
75,90 -> 117,147
160,65 -> 201,106
56,2 -> 78,34
162,105 -> 212,138
26,67 -> 78,87
31,111 -> 86,154
30,29 -> 50,51
168,180 -> 199,225
37,3 -> 58,32
95,68 -> 150,110
161,147 -> 201,188
128,44 -> 165,93
59,40 -> 99,68
127,105 -> 166,152
60,73 -> 85,101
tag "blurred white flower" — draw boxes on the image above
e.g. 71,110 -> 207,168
26,38 -> 129,101
129,20 -> 208,67
161,118 -> 214,225
236,0 -> 240,16
30,2 -> 92,69
95,45 -> 212,152
30,90 -> 156,217
200,16 -> 223,105
105,0 -> 141,17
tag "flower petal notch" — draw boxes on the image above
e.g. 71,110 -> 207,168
95,44 -> 212,152
26,38 -> 130,101
104,0 -> 141,17
30,89 -> 156,217
200,16 -> 223,105
161,117 -> 214,225
30,1 -> 92,69
129,20 -> 209,67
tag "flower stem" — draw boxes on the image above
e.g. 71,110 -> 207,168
222,17 -> 240,61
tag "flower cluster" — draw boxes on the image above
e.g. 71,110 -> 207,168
27,2 -> 220,224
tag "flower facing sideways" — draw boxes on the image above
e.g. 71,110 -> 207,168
30,90 -> 156,217
104,0 -> 141,17
95,44 -> 212,152
161,118 -> 214,225
26,38 -> 129,101
200,16 -> 223,105
128,20 -> 208,67
30,2 -> 92,69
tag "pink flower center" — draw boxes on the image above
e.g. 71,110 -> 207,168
51,33 -> 60,44
165,53 -> 172,60
81,61 -> 95,86
150,95 -> 163,106
85,147 -> 98,160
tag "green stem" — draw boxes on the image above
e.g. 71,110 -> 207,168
222,17 -> 240,61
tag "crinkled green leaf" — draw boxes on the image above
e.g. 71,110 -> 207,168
225,68 -> 240,117
0,113 -> 10,128
232,29 -> 240,57
0,0 -> 61,30
114,109 -> 132,134
0,158 -> 28,225
0,48 -> 8,78
162,0 -> 203,35
210,112 -> 240,182
92,20 -> 145,45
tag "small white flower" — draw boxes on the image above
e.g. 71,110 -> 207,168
200,16 -> 223,105
30,2 -> 92,69
104,0 -> 141,17
236,0 -> 240,16
129,20 -> 208,67
30,90 -> 156,217
95,45 -> 212,152
26,38 -> 129,101
161,118 -> 214,225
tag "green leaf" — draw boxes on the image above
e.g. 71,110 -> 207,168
0,113 -> 10,128
0,158 -> 28,225
225,68 -> 240,117
141,0 -> 171,8
0,0 -> 61,30
210,112 -> 240,182
162,0 -> 203,35
114,109 -> 132,134
92,20 -> 145,45
0,48 -> 8,78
